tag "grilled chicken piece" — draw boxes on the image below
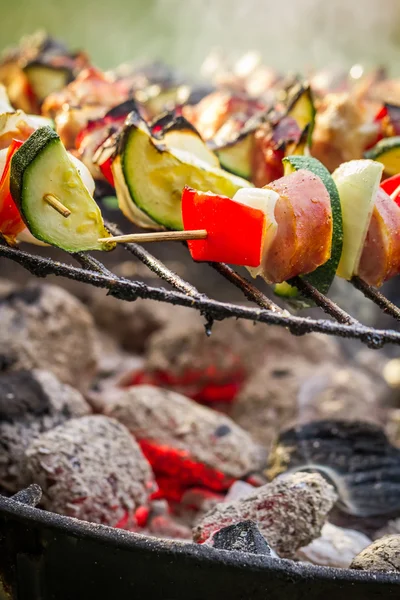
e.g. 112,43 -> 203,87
312,93 -> 378,172
183,91 -> 264,141
42,67 -> 130,148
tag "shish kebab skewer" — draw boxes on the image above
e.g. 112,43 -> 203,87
0,105 -> 397,294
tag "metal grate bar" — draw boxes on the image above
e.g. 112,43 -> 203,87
1,242 -> 400,349
105,222 -> 201,298
351,276 -> 400,322
209,262 -> 283,313
291,277 -> 358,325
73,253 -> 115,278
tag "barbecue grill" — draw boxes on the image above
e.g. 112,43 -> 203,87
1,221 -> 400,599
1,485 -> 399,599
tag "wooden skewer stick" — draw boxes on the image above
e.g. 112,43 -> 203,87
98,229 -> 208,244
43,194 -> 71,218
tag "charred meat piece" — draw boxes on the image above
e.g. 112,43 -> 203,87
193,471 -> 337,557
267,420 -> 400,518
104,385 -> 266,502
0,283 -> 98,391
22,415 -> 156,526
0,369 -> 89,493
350,535 -> 400,573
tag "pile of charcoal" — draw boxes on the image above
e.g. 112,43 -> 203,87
1,275 -> 400,574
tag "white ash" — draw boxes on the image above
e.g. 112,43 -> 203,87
148,515 -> 192,540
374,519 -> 400,539
193,471 -> 338,558
232,358 -> 385,448
0,278 -> 15,298
88,332 -> 144,406
104,385 -> 266,480
0,369 -> 89,493
0,283 -> 98,391
88,292 -> 193,353
350,535 -> 400,573
224,481 -> 255,503
145,318 -> 341,385
22,415 -> 156,526
297,522 -> 371,569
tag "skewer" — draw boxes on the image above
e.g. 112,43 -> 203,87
43,194 -> 71,218
98,229 -> 208,244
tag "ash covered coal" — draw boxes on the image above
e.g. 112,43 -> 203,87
104,385 -> 266,499
350,535 -> 400,573
206,520 -> 276,556
193,471 -> 337,557
0,369 -> 89,493
297,522 -> 371,568
267,420 -> 400,519
0,283 -> 98,391
22,415 -> 156,526
232,360 -> 386,448
133,318 -> 341,406
0,278 -> 15,298
88,293 -> 193,354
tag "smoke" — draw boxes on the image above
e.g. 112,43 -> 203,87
158,0 -> 400,75
2,0 -> 400,74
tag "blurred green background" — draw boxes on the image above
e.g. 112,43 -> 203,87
1,0 -> 400,75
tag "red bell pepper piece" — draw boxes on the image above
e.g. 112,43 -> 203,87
99,155 -> 115,187
181,186 -> 266,267
0,139 -> 25,244
381,173 -> 400,207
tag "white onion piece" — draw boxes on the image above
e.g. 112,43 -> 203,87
232,187 -> 279,275
67,153 -> 96,196
0,147 -> 8,180
0,84 -> 14,113
16,228 -> 49,247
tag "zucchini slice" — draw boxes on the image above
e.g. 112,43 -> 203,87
214,130 -> 254,180
23,61 -> 74,103
10,126 -> 114,252
114,111 -> 251,230
332,159 -> 383,280
364,137 -> 400,177
151,113 -> 220,168
275,155 -> 343,301
286,84 -> 315,146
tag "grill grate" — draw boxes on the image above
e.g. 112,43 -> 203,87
1,221 -> 400,350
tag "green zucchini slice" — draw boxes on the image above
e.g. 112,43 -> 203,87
23,61 -> 74,103
114,111 -> 251,230
286,84 -> 315,146
214,130 -> 253,180
151,113 -> 220,168
364,136 -> 400,177
275,155 -> 343,300
10,126 -> 114,252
